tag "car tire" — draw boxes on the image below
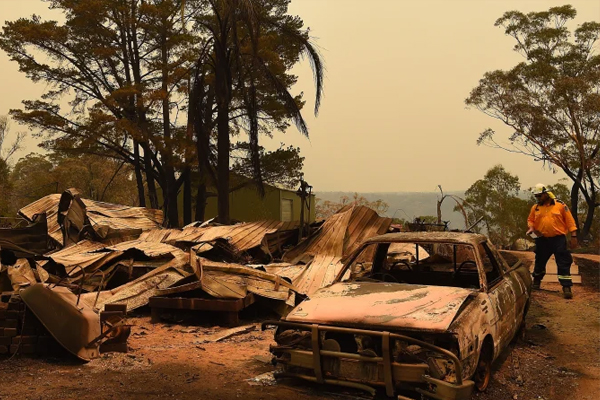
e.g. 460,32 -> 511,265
474,342 -> 493,392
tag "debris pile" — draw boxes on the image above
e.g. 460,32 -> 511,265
0,189 -> 392,360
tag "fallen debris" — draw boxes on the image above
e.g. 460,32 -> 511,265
197,324 -> 257,343
1,190 -> 398,362
246,371 -> 277,386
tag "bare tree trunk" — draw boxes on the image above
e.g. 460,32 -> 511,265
580,168 -> 597,240
581,202 -> 595,240
436,186 -> 444,224
195,183 -> 207,222
189,62 -> 214,224
216,106 -> 230,224
164,167 -> 179,228
570,171 -> 582,232
133,141 -> 146,207
141,142 -> 159,209
160,25 -> 179,228
215,40 -> 231,224
183,167 -> 192,225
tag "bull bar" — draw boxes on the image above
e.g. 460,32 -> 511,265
262,320 -> 474,400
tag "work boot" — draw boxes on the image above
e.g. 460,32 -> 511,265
563,286 -> 573,299
532,279 -> 541,290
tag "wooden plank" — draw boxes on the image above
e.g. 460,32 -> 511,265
149,293 -> 255,312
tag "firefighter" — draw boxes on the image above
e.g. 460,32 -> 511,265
526,183 -> 578,299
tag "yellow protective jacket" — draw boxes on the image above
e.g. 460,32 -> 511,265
527,199 -> 577,237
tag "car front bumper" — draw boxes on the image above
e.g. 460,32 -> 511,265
263,320 -> 474,400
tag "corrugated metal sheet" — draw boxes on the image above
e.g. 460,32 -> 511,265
18,193 -> 164,248
93,264 -> 191,311
19,194 -> 62,220
104,239 -> 186,259
201,258 -> 297,306
141,220 -> 298,253
85,200 -> 163,233
279,206 -> 392,295
266,254 -> 344,296
19,194 -> 63,245
283,206 -> 391,263
46,240 -> 123,276
138,228 -> 180,243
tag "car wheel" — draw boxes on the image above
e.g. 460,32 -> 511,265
474,343 -> 493,391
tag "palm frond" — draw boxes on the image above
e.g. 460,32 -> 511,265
256,56 -> 309,136
262,17 -> 325,115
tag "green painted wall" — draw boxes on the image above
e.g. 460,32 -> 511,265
204,185 -> 316,223
161,175 -> 316,224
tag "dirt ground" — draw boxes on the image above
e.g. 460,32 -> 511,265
0,252 -> 598,400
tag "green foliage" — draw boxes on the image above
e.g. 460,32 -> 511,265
0,158 -> 11,219
6,153 -> 138,217
0,0 -> 199,225
415,216 -> 438,224
190,0 -> 324,222
0,0 -> 322,225
0,115 -> 26,167
466,4 -> 600,238
316,193 -> 389,220
460,165 -> 530,248
231,142 -> 304,190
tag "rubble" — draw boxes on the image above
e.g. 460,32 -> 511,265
1,189 -> 394,361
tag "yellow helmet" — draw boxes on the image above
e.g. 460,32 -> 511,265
532,183 -> 548,195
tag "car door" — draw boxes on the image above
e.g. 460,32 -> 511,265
478,242 -> 518,350
488,243 -> 529,321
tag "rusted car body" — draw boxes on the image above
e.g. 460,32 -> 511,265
264,232 -> 531,399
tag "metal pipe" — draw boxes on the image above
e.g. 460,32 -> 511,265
50,265 -> 84,290
90,270 -> 106,309
319,350 -> 383,362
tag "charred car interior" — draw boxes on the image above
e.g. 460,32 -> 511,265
264,232 -> 532,400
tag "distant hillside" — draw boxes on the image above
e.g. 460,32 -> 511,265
316,191 -> 469,230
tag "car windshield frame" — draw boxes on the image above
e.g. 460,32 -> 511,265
335,239 -> 489,290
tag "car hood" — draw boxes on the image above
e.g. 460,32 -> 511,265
285,282 -> 476,332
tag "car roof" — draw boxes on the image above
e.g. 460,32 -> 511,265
364,231 -> 489,247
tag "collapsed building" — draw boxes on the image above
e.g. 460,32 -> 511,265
0,189 -> 393,361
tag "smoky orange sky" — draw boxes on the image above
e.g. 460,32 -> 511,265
1,0 -> 598,193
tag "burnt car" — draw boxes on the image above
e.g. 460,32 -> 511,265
263,232 -> 531,400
